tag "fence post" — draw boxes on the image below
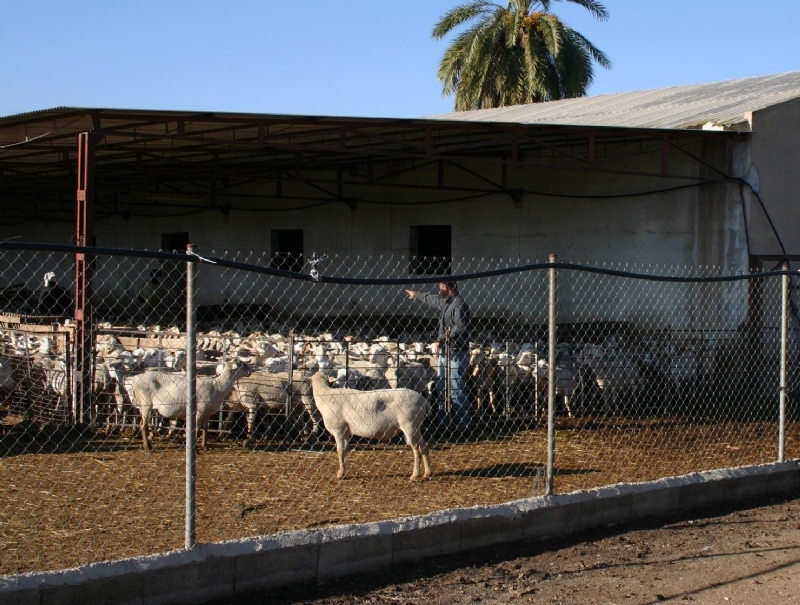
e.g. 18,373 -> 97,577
546,254 -> 557,496
185,244 -> 198,550
779,262 -> 789,463
75,132 -> 96,427
444,327 -> 452,415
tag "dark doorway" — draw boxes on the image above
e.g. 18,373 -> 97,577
271,229 -> 304,272
409,225 -> 452,275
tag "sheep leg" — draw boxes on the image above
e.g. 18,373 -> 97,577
333,432 -> 349,479
419,441 -> 432,479
302,395 -> 321,437
220,408 -> 239,439
246,407 -> 257,441
407,437 -> 420,480
402,426 -> 432,480
199,415 -> 208,450
118,395 -> 130,435
140,408 -> 153,452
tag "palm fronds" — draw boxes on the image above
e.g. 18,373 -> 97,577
433,0 -> 611,111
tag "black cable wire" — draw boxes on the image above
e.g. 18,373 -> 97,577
520,181 -> 721,200
1,242 -> 796,286
1,179 -> 724,226
739,178 -> 789,259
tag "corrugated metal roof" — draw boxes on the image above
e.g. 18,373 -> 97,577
426,72 -> 800,130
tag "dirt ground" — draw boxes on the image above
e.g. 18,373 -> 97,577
1,414 -> 798,578
208,491 -> 800,605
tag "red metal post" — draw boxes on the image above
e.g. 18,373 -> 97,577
75,132 -> 96,425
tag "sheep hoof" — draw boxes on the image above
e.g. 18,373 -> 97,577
336,470 -> 345,479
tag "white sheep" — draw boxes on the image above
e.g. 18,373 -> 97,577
309,371 -> 432,481
577,345 -> 641,415
33,355 -> 113,422
226,369 -> 317,439
126,360 -> 250,451
334,367 -> 367,389
385,358 -> 437,397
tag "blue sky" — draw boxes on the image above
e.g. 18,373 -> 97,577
2,0 -> 799,119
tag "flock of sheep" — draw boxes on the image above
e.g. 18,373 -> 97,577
1,322 -> 724,480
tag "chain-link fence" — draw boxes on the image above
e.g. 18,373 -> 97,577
0,244 -> 798,577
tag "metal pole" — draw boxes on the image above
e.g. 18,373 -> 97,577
444,327 -> 451,415
546,254 -> 557,496
779,262 -> 789,463
533,352 -> 539,418
345,338 -> 350,376
75,132 -> 96,427
185,244 -> 198,550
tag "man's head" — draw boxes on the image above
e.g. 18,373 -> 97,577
438,281 -> 458,299
43,272 -> 57,288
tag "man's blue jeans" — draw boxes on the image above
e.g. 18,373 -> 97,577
437,350 -> 471,432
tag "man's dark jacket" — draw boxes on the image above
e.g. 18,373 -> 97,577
415,291 -> 471,352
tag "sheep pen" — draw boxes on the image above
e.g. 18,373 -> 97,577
0,410 -> 798,577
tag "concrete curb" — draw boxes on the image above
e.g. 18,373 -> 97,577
2,461 -> 799,605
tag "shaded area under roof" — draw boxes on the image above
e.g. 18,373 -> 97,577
427,72 -> 800,130
0,91 -> 746,226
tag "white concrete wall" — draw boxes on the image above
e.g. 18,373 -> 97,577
749,97 -> 800,257
0,137 -> 751,328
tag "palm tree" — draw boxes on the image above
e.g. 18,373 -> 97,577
432,0 -> 611,111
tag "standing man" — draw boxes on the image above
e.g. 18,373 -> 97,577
405,281 -> 471,433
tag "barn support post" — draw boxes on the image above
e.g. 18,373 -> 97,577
185,243 -> 198,550
75,132 -> 96,426
779,263 -> 789,463
546,254 -> 557,496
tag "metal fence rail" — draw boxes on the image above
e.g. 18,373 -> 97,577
0,243 -> 797,576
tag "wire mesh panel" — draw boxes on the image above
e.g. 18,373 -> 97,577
0,250 -> 187,576
0,245 -> 797,577
189,254 -> 554,546
1,326 -> 73,425
552,266 -> 794,492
